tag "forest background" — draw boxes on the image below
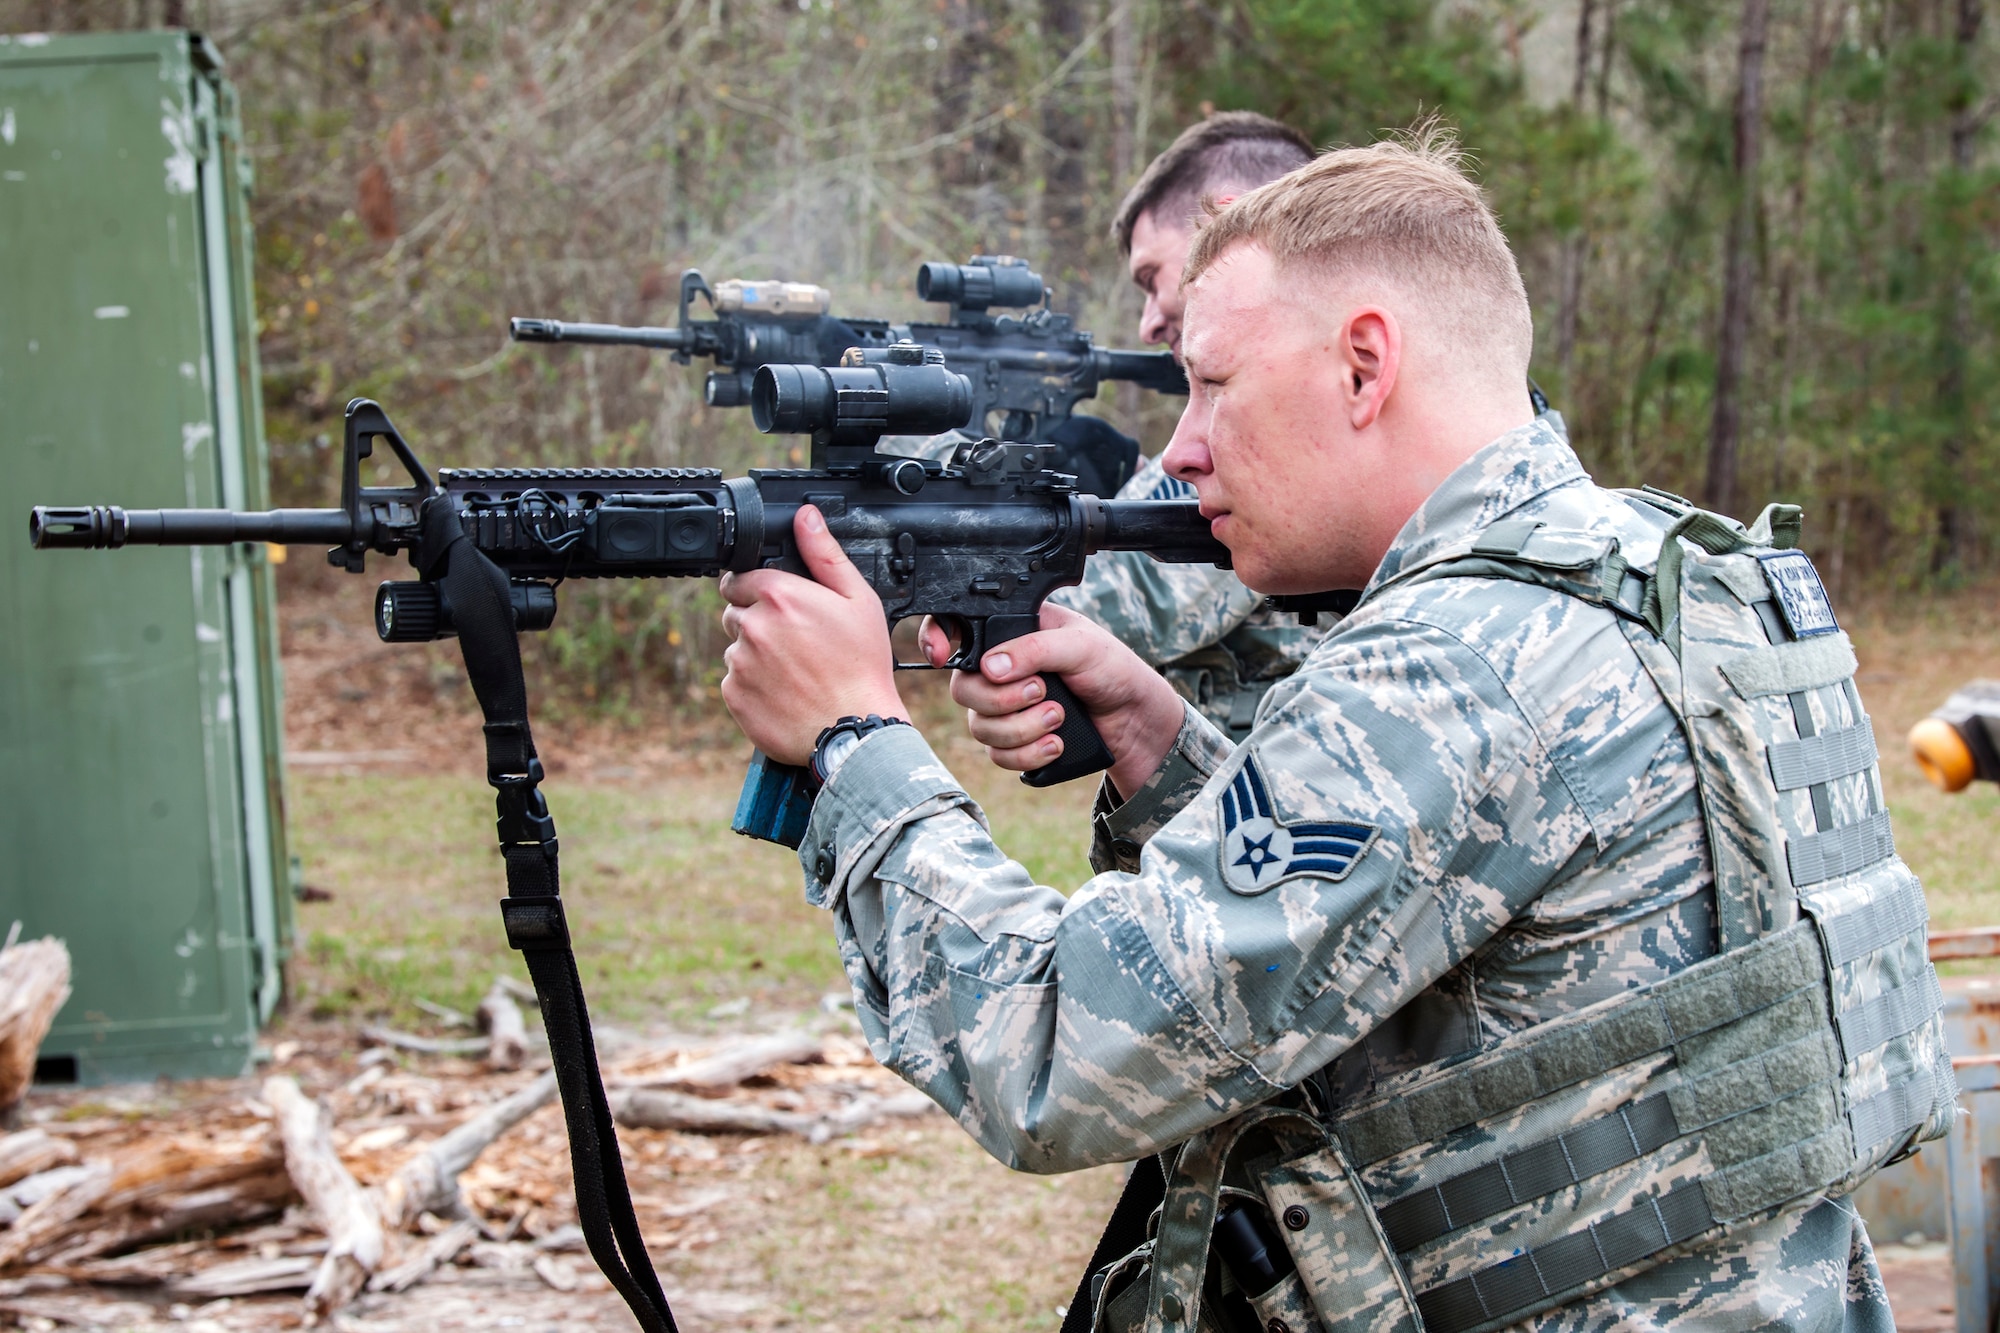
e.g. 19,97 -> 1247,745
13,0 -> 2000,717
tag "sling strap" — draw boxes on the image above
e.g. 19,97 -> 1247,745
418,496 -> 679,1333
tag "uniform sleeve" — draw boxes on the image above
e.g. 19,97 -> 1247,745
1048,454 -> 1264,665
796,614 -> 1588,1173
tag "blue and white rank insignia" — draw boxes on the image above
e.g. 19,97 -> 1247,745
1758,551 -> 1840,639
1219,754 -> 1377,895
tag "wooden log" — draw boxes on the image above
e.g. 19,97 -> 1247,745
172,1254 -> 319,1299
611,1088 -> 815,1136
0,940 -> 70,1119
414,997 -> 475,1028
0,1164 -> 109,1270
478,977 -> 528,1071
611,1030 -> 824,1091
263,1076 -> 383,1324
377,1071 -> 557,1231
367,1217 -> 478,1293
0,1131 -> 78,1189
609,1086 -> 934,1140
806,1090 -> 936,1144
359,1027 -> 490,1057
1,1129 -> 290,1270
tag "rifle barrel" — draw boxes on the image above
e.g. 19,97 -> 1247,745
509,317 -> 688,351
30,506 -> 354,550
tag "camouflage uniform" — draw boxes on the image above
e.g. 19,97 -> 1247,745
797,417 -> 1931,1329
1047,452 -> 1319,736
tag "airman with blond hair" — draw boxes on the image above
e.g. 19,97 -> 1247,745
717,125 -> 1946,1331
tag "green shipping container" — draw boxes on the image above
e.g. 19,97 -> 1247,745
0,29 -> 292,1082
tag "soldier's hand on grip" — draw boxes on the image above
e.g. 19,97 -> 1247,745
719,504 -> 907,764
922,604 -> 1184,797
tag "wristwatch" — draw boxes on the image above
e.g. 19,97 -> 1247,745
810,714 -> 910,789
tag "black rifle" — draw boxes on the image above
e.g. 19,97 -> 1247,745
29,352 -> 1225,1333
509,255 -> 1187,498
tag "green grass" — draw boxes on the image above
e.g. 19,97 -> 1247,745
281,734 -> 1100,1029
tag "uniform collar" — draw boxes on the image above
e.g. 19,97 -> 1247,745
1361,415 -> 1587,600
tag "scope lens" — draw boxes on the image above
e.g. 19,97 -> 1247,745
915,262 -> 961,306
752,363 -> 825,434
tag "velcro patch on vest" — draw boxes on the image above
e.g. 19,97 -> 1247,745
1758,552 -> 1840,638
1219,752 -> 1377,895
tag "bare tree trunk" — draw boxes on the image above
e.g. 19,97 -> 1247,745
1041,0 -> 1090,297
1111,0 -> 1140,186
1555,0 -> 1598,389
1596,0 -> 1619,118
1705,0 -> 1772,517
1936,0 -> 1985,573
1770,0 -> 1835,497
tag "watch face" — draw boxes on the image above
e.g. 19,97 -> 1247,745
813,728 -> 863,785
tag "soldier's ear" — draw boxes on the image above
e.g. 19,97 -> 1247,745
1340,306 -> 1399,431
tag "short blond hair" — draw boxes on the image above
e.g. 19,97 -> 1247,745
1183,124 -> 1532,380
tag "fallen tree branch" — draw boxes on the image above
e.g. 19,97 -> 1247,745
368,1217 -> 478,1293
0,1131 -> 78,1189
0,1164 -> 110,1269
478,977 -> 528,1071
609,1086 -> 935,1142
376,1071 -> 557,1231
611,1030 -> 823,1091
413,998 -> 475,1029
263,1076 -> 383,1324
359,1027 -> 491,1057
172,1254 -> 318,1299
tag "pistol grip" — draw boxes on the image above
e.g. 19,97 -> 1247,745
731,749 -> 815,847
1021,671 -> 1116,787
979,615 -> 1115,789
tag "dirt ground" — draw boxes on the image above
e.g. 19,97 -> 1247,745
3,1024 -> 1123,1332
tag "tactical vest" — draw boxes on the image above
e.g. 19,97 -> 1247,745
1089,491 -> 1956,1333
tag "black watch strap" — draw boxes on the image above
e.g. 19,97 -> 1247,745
810,714 -> 910,789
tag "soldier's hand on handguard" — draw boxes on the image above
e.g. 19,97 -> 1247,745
718,504 -> 908,765
920,605 -> 1185,800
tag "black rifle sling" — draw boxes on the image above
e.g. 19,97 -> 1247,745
418,497 -> 679,1333
1059,1151 -> 1167,1333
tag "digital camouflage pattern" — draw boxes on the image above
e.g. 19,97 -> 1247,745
799,418 -> 1897,1328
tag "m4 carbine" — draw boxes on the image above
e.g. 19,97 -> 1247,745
31,342 -> 1225,834
509,254 -> 1187,498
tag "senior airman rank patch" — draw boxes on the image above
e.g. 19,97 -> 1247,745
1219,753 -> 1377,895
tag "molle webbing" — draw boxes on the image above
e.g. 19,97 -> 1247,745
1787,812 -> 1896,887
1835,969 -> 1943,1061
1814,880 -> 1929,968
1767,722 -> 1878,790
1850,1050 -> 1957,1149
1338,927 -> 1823,1169
1414,1182 -> 1715,1333
1377,1095 -> 1679,1251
